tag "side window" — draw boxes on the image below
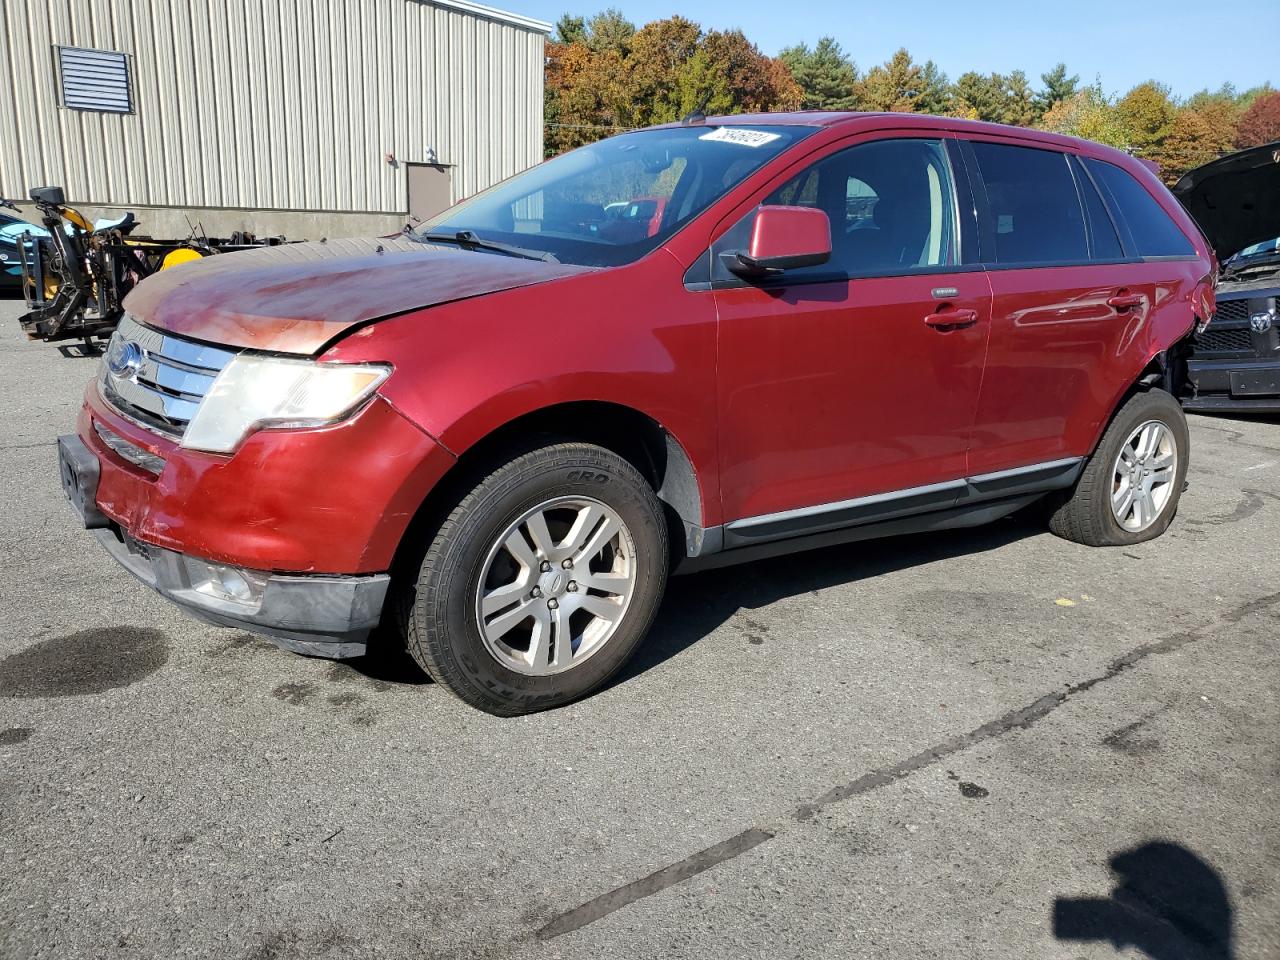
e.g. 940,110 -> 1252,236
1071,156 -> 1125,261
712,138 -> 957,282
969,142 -> 1088,265
1085,158 -> 1195,258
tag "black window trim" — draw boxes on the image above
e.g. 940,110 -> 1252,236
685,133 -> 975,292
1067,154 -> 1131,263
944,138 -> 983,266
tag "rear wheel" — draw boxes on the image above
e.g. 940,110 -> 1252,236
1048,388 -> 1189,546
400,442 -> 668,715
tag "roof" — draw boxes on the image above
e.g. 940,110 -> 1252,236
428,0 -> 552,33
665,110 -> 1128,158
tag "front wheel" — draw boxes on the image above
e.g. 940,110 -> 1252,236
401,442 -> 669,715
1048,388 -> 1189,547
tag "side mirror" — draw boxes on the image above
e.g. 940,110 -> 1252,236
723,205 -> 832,279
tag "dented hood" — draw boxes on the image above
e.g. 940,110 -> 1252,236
1173,140 -> 1280,261
124,236 -> 592,354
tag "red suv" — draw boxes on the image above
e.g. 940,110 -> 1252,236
58,113 -> 1216,714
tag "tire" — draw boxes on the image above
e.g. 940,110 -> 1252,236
1048,388 -> 1189,547
400,442 -> 668,715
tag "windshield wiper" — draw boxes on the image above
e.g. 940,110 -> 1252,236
414,228 -> 559,263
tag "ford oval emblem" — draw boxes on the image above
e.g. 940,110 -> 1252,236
106,337 -> 144,381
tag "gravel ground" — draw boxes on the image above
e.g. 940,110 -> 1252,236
0,294 -> 1277,960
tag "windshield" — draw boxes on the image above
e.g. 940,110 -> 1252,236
1228,235 -> 1280,263
417,125 -> 814,268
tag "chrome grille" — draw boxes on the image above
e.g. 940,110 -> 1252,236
100,315 -> 236,436
92,420 -> 166,474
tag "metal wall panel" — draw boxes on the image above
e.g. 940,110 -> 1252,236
0,0 -> 547,214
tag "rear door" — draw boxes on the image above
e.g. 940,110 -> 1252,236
961,138 -> 1154,474
709,133 -> 992,532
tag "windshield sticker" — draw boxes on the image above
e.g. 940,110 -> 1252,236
699,127 -> 782,148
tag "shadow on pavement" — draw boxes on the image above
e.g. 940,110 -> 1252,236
348,511 -> 1046,691
613,510 -> 1044,688
1054,840 -> 1234,959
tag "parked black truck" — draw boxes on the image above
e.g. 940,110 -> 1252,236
1175,141 -> 1280,413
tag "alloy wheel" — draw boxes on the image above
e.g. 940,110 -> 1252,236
475,496 -> 637,676
1111,419 -> 1177,533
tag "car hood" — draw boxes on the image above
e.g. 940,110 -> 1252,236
1173,140 -> 1280,262
123,236 -> 593,354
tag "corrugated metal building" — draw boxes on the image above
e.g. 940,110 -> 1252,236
0,0 -> 550,237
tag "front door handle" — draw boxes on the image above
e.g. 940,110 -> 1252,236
924,307 -> 979,331
1107,292 -> 1145,311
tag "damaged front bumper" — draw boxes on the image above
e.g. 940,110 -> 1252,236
58,433 -> 388,658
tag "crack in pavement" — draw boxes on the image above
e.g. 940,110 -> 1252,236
537,590 -> 1280,942
1192,422 -> 1280,457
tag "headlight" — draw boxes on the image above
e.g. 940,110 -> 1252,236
181,355 -> 391,453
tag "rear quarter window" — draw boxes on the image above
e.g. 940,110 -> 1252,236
1085,158 -> 1196,258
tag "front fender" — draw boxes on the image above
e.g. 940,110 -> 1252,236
323,257 -> 725,526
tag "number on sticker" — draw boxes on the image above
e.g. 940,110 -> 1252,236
698,127 -> 782,148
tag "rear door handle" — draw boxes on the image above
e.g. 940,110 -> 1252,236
1107,292 -> 1145,310
924,308 -> 979,331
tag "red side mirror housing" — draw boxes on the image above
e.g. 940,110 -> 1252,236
726,205 -> 832,279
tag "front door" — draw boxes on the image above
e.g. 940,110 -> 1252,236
711,136 -> 992,532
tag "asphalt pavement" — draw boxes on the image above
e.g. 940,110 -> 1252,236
0,294 -> 1277,960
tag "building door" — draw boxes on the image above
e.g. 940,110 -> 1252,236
407,162 -> 454,224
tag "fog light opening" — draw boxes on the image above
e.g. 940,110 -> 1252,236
183,558 -> 269,607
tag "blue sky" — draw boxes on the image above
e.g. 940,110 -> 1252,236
516,0 -> 1279,99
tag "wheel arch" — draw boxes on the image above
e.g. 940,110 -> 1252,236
1088,318 -> 1198,458
390,400 -> 710,578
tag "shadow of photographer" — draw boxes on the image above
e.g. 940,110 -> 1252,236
1054,840 -> 1234,959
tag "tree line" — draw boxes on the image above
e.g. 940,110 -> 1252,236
545,11 -> 1280,185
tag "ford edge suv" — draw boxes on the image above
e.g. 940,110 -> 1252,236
56,113 -> 1216,714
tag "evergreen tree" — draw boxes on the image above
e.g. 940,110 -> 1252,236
554,14 -> 587,45
778,37 -> 860,111
952,72 -> 1006,122
858,49 -> 925,113
1036,63 -> 1078,114
916,61 -> 952,116
1003,70 -> 1038,126
585,8 -> 636,54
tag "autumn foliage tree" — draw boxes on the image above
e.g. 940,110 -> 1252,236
546,13 -> 1273,185
1236,91 -> 1280,147
544,12 -> 800,156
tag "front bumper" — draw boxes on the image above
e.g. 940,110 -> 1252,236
60,433 -> 387,656
78,381 -> 453,573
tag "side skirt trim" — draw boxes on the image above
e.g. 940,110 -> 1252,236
676,494 -> 1043,575
702,456 -> 1083,555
